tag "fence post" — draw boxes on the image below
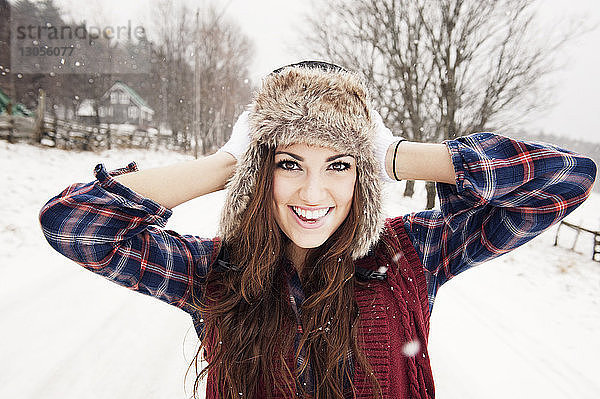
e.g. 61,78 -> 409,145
52,112 -> 58,148
33,89 -> 45,144
594,233 -> 600,262
7,102 -> 14,144
553,222 -> 562,246
571,229 -> 581,250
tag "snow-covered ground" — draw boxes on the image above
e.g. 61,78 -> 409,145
2,140 -> 599,398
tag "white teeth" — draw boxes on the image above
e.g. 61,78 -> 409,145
293,206 -> 329,220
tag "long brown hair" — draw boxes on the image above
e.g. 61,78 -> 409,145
188,145 -> 381,398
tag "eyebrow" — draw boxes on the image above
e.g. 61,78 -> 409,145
275,151 -> 355,162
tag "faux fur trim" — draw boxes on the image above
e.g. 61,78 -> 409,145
218,67 -> 384,259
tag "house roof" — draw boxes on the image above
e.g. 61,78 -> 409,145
0,87 -> 34,117
102,81 -> 154,114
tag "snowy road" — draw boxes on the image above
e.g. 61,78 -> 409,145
2,141 -> 599,398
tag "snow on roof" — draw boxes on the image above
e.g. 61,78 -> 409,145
76,99 -> 96,117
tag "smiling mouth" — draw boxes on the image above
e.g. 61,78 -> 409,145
290,206 -> 332,222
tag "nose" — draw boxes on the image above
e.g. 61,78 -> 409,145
298,170 -> 329,205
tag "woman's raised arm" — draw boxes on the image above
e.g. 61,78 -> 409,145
112,150 -> 236,210
100,108 -> 250,210
38,112 -> 250,318
386,133 -> 597,313
38,156 -> 232,316
385,140 -> 456,184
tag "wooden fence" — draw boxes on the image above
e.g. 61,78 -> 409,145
554,220 -> 600,262
0,113 -> 180,152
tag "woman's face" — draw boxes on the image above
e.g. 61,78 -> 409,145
272,143 -> 357,251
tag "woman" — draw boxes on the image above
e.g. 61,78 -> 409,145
39,61 -> 597,399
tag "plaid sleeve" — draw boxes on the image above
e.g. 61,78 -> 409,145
38,161 -> 220,314
398,132 -> 597,311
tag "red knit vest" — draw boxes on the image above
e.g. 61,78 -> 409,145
205,217 -> 435,398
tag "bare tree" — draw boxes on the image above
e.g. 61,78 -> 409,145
151,1 -> 195,151
6,0 -> 130,129
153,1 -> 253,156
417,0 -> 582,139
2,0 -> 252,154
193,5 -> 254,157
302,0 -> 584,208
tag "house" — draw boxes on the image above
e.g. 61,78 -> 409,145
0,87 -> 33,117
77,81 -> 154,128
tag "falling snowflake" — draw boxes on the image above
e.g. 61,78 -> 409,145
402,339 -> 420,357
392,252 -> 404,263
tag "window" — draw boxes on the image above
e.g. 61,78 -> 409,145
98,107 -> 106,117
128,106 -> 139,119
108,107 -> 113,117
120,92 -> 128,104
110,92 -> 118,104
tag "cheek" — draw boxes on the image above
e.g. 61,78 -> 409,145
272,174 -> 288,207
338,175 -> 356,210
271,175 -> 295,226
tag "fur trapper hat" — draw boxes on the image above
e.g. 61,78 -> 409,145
218,61 -> 384,260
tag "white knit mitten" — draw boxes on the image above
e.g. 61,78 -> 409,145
372,110 -> 405,183
219,111 -> 251,161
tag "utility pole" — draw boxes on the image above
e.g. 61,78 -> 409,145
192,1 -> 233,159
193,8 -> 201,159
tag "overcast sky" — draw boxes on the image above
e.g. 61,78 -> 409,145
53,0 -> 600,143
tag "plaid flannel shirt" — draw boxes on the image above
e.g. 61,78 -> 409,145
39,132 -> 596,394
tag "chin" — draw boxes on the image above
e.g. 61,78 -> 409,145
289,233 -> 330,249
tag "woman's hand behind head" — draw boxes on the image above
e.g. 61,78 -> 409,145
372,109 -> 403,183
219,111 -> 252,162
